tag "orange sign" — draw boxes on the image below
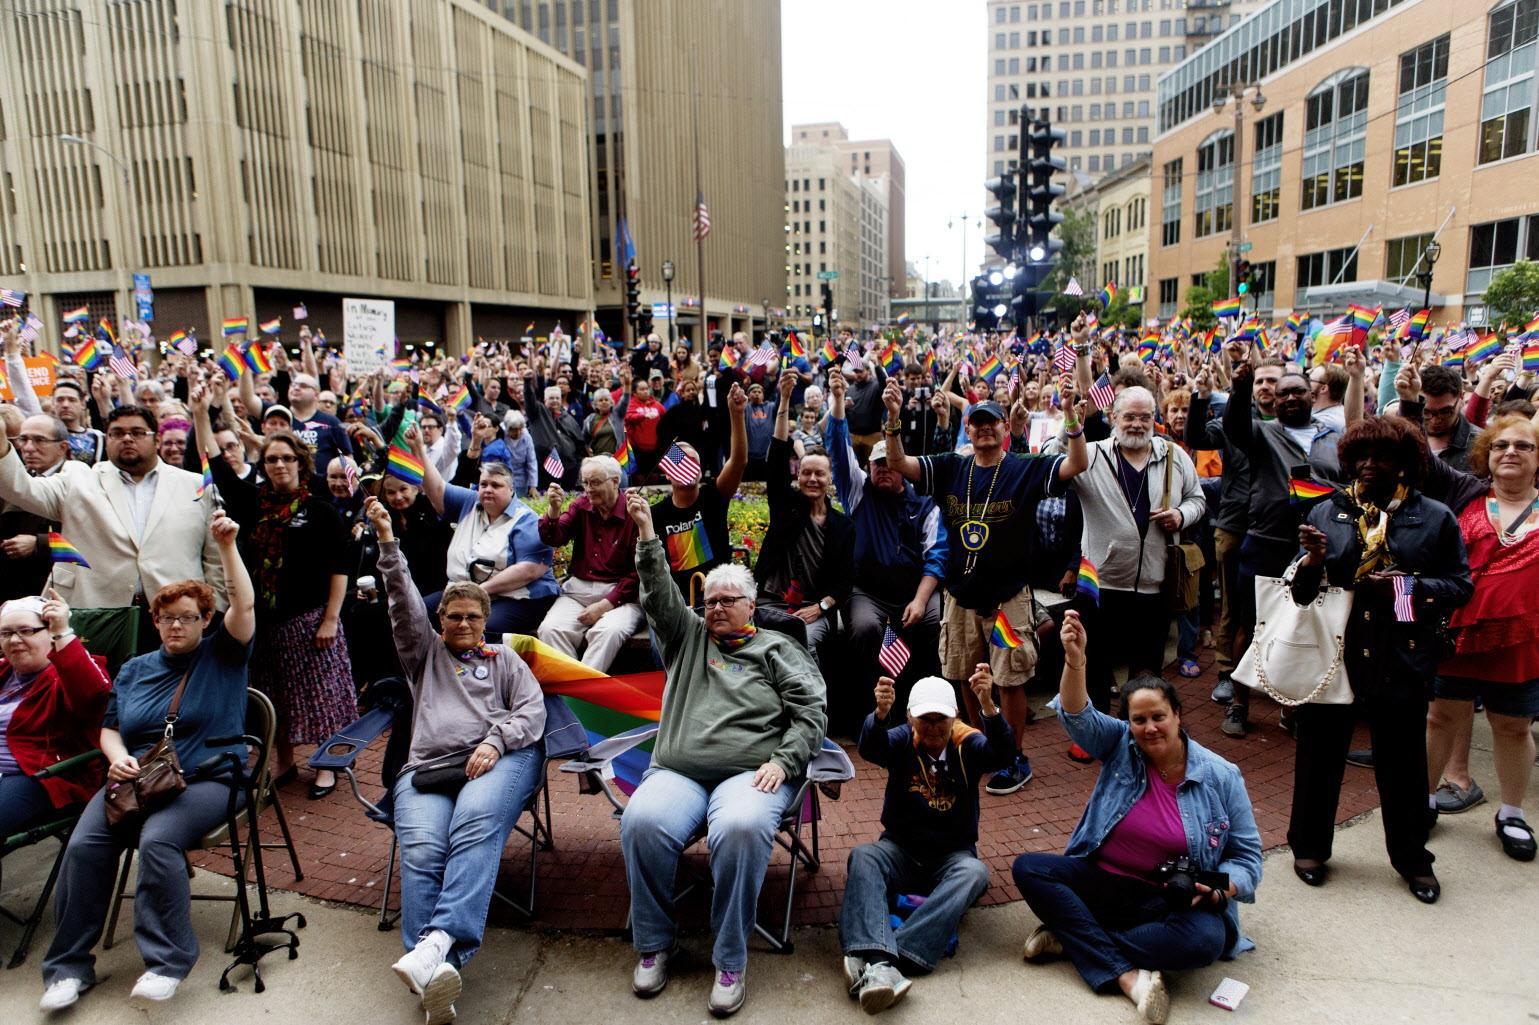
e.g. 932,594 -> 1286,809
0,356 -> 57,401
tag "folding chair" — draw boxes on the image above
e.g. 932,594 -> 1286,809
104,689 -> 303,953
560,731 -> 856,954
0,750 -> 103,968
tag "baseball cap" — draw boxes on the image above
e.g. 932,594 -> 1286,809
967,400 -> 1007,423
869,439 -> 888,462
907,677 -> 959,718
263,404 -> 293,423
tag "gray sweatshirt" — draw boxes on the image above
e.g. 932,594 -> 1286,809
378,539 -> 545,770
1070,436 -> 1205,595
637,537 -> 827,782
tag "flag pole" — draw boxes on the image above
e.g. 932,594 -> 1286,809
691,61 -> 706,348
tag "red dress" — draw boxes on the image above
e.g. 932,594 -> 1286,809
1440,494 -> 1539,684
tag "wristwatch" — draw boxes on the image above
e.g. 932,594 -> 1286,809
882,418 -> 902,434
818,597 -> 834,613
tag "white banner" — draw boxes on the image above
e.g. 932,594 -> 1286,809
343,297 -> 395,375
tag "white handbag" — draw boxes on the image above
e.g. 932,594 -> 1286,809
1232,560 -> 1354,706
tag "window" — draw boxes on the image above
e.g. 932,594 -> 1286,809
1468,214 -> 1539,292
1395,35 -> 1448,185
1194,130 -> 1233,238
1248,260 -> 1277,311
1161,157 -> 1182,246
1158,277 -> 1179,318
1250,112 -> 1283,224
1385,233 -> 1435,286
1103,206 -> 1121,238
1479,0 -> 1538,164
1302,69 -> 1368,210
1295,247 -> 1360,306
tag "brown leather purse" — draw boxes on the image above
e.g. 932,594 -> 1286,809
104,669 -> 191,829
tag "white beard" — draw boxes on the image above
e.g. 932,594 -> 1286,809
1114,429 -> 1152,451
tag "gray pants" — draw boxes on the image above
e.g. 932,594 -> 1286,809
43,781 -> 234,984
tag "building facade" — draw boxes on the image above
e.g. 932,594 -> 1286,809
0,0 -> 592,353
494,0 -> 787,345
1149,0 -> 1533,326
1064,155 -> 1154,306
795,123 -> 909,300
784,144 -> 891,333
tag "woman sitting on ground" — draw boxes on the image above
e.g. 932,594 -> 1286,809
1012,611 -> 1262,1025
365,497 -> 546,1025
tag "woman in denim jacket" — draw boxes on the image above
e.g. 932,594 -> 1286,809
1013,611 -> 1262,1025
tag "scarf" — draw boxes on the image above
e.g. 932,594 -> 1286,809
713,623 -> 758,650
250,479 -> 308,610
455,643 -> 496,661
1349,481 -> 1409,581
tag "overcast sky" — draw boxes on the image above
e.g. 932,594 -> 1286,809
781,0 -> 986,293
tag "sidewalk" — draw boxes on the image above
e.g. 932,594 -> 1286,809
2,717 -> 1534,1025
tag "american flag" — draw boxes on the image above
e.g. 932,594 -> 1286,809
692,190 -> 711,242
542,450 -> 564,479
844,343 -> 866,371
0,288 -> 26,308
107,345 -> 138,380
1088,373 -> 1116,410
19,313 -> 42,344
1053,343 -> 1077,374
1063,277 -> 1084,297
1388,308 -> 1410,334
657,443 -> 702,487
343,458 -> 359,494
1392,575 -> 1415,622
747,344 -> 778,368
876,627 -> 911,678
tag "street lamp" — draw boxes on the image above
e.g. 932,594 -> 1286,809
1416,240 -> 1442,312
59,133 -> 138,324
661,259 -> 676,346
1211,83 -> 1265,303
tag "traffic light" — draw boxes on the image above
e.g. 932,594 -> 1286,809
1023,119 -> 1066,273
1235,259 -> 1253,296
971,271 -> 1012,330
624,261 -> 641,322
984,171 -> 1019,262
637,310 -> 654,337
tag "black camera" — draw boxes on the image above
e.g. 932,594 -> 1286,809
1151,857 -> 1230,911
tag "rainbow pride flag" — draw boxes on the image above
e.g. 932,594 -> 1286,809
1099,282 -> 1117,309
819,337 -> 839,366
1523,342 -> 1539,373
877,340 -> 901,372
217,343 -> 245,381
48,532 -> 90,567
1076,557 -> 1100,606
258,317 -> 281,335
243,343 -> 273,374
977,354 -> 1004,383
62,305 -> 90,324
70,337 -> 102,370
195,448 -> 213,500
1288,478 -> 1333,504
664,519 -> 714,574
718,345 -> 740,371
1465,333 -> 1502,364
222,316 -> 248,337
989,610 -> 1024,649
1285,311 -> 1307,334
1407,308 -> 1430,340
446,383 -> 472,412
614,438 -> 636,474
1137,336 -> 1158,362
389,357 -> 413,373
1211,297 -> 1242,319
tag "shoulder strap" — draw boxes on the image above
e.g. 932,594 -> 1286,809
163,667 -> 193,725
1160,440 -> 1175,512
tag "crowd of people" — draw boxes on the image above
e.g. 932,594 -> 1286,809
1,302 -> 1537,1022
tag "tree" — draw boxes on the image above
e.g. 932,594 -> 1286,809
1483,260 -> 1539,333
1041,205 -> 1097,299
1179,254 -> 1231,331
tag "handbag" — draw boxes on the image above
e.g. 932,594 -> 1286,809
411,749 -> 474,798
104,668 -> 192,829
1232,560 -> 1354,706
1159,446 -> 1206,614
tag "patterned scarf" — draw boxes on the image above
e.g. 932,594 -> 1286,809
1349,481 -> 1409,581
455,643 -> 496,661
713,623 -> 758,650
250,478 -> 308,610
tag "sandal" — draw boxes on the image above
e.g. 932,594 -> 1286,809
1496,814 -> 1538,862
1178,659 -> 1202,678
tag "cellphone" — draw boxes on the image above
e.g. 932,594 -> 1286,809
1209,977 -> 1249,1011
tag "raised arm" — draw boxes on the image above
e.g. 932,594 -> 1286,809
408,423 -> 446,514
716,383 -> 749,497
364,497 -> 433,680
771,368 -> 796,442
880,377 -> 921,481
210,512 -> 255,644
1343,345 -> 1365,428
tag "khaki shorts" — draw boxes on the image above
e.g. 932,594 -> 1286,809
939,587 -> 1042,687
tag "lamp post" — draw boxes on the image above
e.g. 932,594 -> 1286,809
1210,83 -> 1266,303
59,133 -> 137,324
661,259 -> 676,347
1416,240 -> 1441,312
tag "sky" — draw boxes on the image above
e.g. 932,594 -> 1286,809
781,0 -> 986,293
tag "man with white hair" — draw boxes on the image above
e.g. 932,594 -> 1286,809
536,455 -> 643,671
1067,386 -> 1205,716
523,375 -> 582,489
501,410 -> 538,497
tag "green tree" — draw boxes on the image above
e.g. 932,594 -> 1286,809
1041,205 -> 1098,319
1483,260 -> 1539,333
1179,255 -> 1231,331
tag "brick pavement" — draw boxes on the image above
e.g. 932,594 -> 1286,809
191,651 -> 1377,932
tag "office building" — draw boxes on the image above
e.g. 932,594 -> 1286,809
1064,155 -> 1153,305
1149,0 -> 1530,326
784,144 -> 891,332
793,123 -> 908,299
0,0 -> 593,353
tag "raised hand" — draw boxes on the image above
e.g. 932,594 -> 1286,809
873,676 -> 896,720
1299,523 -> 1328,566
545,481 -> 567,512
625,488 -> 652,531
967,661 -> 998,716
883,378 -> 903,418
728,382 -> 748,414
364,496 -> 394,542
40,587 -> 71,637
403,423 -> 426,457
1060,610 -> 1087,665
777,367 -> 797,401
210,511 -> 240,546
1394,362 -> 1421,404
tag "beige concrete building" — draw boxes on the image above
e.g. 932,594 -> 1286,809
985,0 -> 1267,187
1149,0 -> 1531,326
496,0 -> 787,344
1064,156 -> 1154,307
784,144 -> 890,332
793,123 -> 908,299
0,0 -> 592,354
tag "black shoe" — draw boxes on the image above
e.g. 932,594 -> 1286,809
1425,805 -> 1440,833
1220,704 -> 1247,738
307,775 -> 338,800
1404,873 -> 1440,904
1292,861 -> 1328,887
1279,710 -> 1298,740
1345,748 -> 1374,768
1210,676 -> 1234,704
1496,814 -> 1538,862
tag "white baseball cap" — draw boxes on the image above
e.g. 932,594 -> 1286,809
907,677 -> 958,718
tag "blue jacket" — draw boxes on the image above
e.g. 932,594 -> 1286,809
826,415 -> 947,605
1058,702 -> 1263,958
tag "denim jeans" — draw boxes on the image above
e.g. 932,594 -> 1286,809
619,767 -> 796,972
392,745 -> 544,968
1011,853 -> 1227,993
1177,609 -> 1199,661
838,838 -> 990,972
0,771 -> 55,837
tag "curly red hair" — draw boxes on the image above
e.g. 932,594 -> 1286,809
150,580 -> 216,618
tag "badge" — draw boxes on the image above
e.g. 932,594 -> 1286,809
474,665 -> 489,680
959,519 -> 990,552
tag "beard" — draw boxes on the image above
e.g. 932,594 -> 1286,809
1114,428 -> 1151,451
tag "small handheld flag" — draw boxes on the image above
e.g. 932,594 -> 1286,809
1088,373 -> 1116,410
877,627 -> 911,677
614,437 -> 636,474
386,417 -> 426,486
1076,558 -> 1101,606
1099,282 -> 1117,309
0,288 -> 26,308
222,316 -> 249,337
258,317 -> 282,335
62,306 -> 89,324
1063,277 -> 1084,297
1211,297 -> 1243,319
243,342 -> 273,374
542,450 -> 565,480
1392,575 -> 1415,623
48,532 -> 90,568
446,383 -> 472,412
657,443 -> 702,487
292,303 -> 309,321
195,448 -> 213,500
217,344 -> 245,381
1287,478 -> 1332,504
989,610 -> 1025,649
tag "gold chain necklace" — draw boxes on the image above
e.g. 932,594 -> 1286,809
960,455 -> 1003,573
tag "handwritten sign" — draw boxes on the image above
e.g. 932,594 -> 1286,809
343,298 -> 395,375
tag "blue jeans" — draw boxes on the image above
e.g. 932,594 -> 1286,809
1177,609 -> 1199,662
838,838 -> 990,972
391,746 -> 544,967
0,771 -> 55,837
619,767 -> 796,972
1011,853 -> 1227,993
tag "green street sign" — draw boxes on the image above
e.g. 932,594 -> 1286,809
1237,242 -> 1253,253
816,271 -> 840,280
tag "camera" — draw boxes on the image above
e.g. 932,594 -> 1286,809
1151,857 -> 1230,911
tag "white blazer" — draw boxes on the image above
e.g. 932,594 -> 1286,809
0,449 -> 225,609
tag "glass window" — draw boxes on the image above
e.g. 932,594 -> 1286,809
1249,260 -> 1277,312
1194,130 -> 1233,239
1295,247 -> 1360,306
1395,35 -> 1449,186
1479,0 -> 1538,164
1161,157 -> 1182,246
1250,112 -> 1283,224
1301,68 -> 1369,211
1384,232 -> 1435,286
1158,277 -> 1179,319
1467,214 -> 1539,292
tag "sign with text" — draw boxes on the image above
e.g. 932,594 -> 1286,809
343,298 -> 394,375
0,356 -> 57,401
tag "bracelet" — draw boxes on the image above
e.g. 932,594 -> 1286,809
1065,659 -> 1086,670
1063,426 -> 1084,438
883,419 -> 902,434
52,631 -> 75,643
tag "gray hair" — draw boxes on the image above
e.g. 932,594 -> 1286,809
503,410 -> 526,430
23,414 -> 69,442
580,454 -> 621,482
543,385 -> 562,402
703,563 -> 756,600
1111,385 -> 1156,416
479,460 -> 514,483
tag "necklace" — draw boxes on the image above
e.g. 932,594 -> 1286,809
959,456 -> 1003,573
1486,487 -> 1539,546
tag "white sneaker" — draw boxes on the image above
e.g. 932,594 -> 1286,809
1022,924 -> 1064,962
842,955 -> 867,998
707,968 -> 746,1018
1128,969 -> 1169,1025
420,962 -> 462,1025
393,930 -> 452,994
129,971 -> 180,1002
856,962 -> 912,1015
632,947 -> 672,997
39,977 -> 90,1012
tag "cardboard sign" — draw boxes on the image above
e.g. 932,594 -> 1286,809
343,297 -> 395,375
0,356 -> 56,401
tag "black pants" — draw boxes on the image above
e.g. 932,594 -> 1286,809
1287,692 -> 1434,878
841,587 -> 942,733
1076,589 -> 1169,714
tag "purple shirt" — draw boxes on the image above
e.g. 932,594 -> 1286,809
1096,771 -> 1186,882
537,490 -> 640,606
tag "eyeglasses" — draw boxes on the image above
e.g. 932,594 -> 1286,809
0,625 -> 47,642
1275,386 -> 1310,397
107,428 -> 153,440
1490,440 -> 1538,453
220,441 -> 244,453
263,454 -> 299,465
15,434 -> 65,445
155,614 -> 203,627
703,595 -> 749,610
442,612 -> 485,624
